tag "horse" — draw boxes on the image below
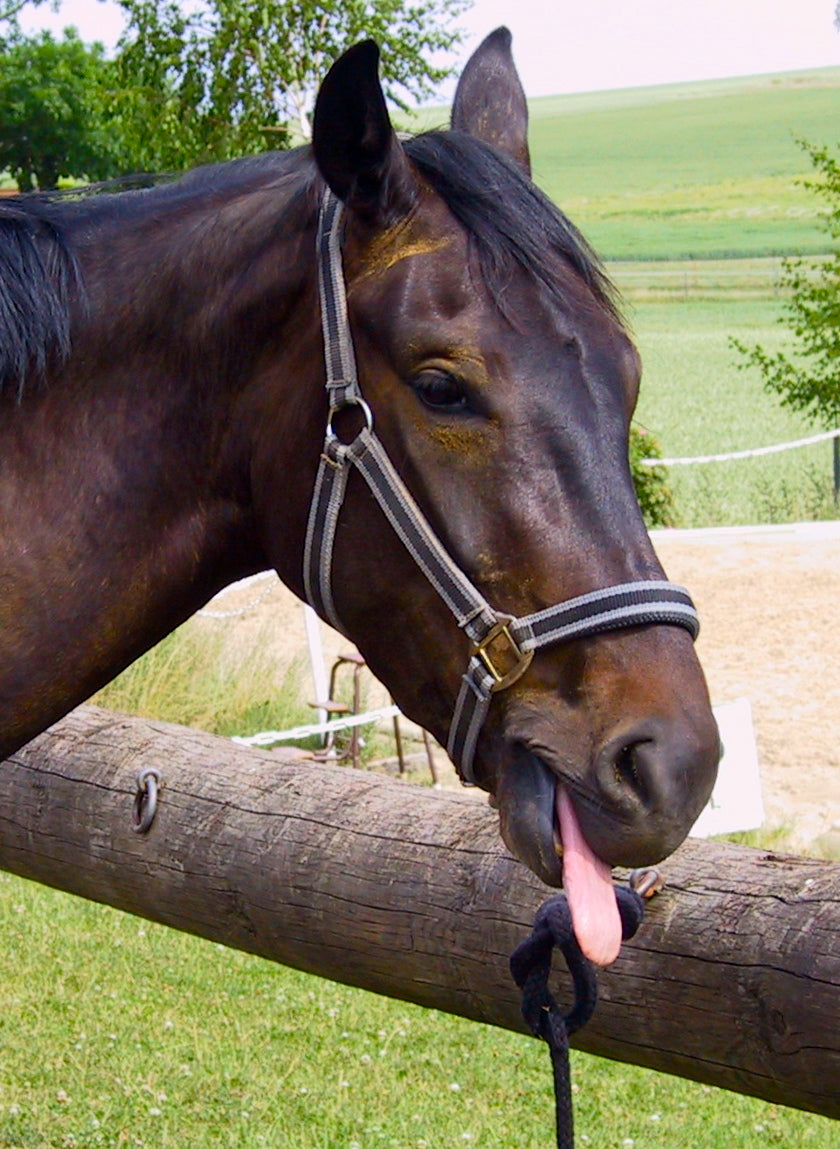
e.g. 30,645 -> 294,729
0,28 -> 718,966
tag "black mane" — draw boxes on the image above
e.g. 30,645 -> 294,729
0,198 -> 81,398
0,151 -> 312,396
0,134 -> 620,397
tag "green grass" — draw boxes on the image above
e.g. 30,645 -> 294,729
92,620 -> 314,742
1,872 -> 837,1149
609,260 -> 838,527
408,68 -> 840,260
527,69 -> 840,260
90,616 -> 399,764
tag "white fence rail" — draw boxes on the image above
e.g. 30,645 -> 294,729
638,427 -> 840,467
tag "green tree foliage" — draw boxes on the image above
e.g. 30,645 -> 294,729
112,0 -> 468,172
732,141 -> 840,429
629,425 -> 676,528
0,28 -> 119,190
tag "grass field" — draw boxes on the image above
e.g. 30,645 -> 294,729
411,67 -> 840,260
528,68 -> 840,260
614,262 -> 837,527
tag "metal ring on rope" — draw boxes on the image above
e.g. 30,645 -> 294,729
132,767 -> 161,834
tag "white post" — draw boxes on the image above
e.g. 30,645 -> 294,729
303,604 -> 330,727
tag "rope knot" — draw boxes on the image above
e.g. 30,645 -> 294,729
509,883 -> 648,1149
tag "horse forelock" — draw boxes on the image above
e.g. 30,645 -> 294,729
403,132 -> 624,328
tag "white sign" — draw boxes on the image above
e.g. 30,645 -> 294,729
691,697 -> 764,838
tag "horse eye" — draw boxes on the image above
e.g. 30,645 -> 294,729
413,370 -> 468,414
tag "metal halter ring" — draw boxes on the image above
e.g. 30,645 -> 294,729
326,397 -> 374,443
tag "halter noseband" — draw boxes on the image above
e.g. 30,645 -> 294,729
304,190 -> 699,785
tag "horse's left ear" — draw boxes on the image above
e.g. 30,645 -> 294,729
312,40 -> 415,225
451,27 -> 531,176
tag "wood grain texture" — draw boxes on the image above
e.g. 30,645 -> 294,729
1,705 -> 838,1118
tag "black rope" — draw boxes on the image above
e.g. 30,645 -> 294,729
510,886 -> 647,1149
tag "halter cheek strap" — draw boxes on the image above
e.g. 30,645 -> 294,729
304,190 -> 699,785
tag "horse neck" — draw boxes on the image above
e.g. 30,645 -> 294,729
62,164 -> 323,585
0,169 -> 323,756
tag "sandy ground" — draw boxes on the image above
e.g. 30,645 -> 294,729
202,521 -> 840,856
652,522 -> 840,854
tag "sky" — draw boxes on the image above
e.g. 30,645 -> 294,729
17,0 -> 840,99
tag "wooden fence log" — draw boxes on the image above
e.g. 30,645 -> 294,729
1,704 -> 838,1119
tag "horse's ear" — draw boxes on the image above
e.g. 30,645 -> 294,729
451,27 -> 531,176
312,40 -> 415,225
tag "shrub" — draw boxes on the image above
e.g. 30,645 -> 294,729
630,424 -> 676,527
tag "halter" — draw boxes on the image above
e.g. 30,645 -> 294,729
304,190 -> 699,785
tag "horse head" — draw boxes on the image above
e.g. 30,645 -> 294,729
257,29 -> 719,963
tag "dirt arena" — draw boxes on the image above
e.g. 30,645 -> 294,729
207,521 -> 840,857
653,522 -> 840,855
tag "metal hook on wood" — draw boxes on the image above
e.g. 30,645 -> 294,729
132,767 -> 161,834
629,867 -> 664,900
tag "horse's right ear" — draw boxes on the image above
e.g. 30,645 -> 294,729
312,40 -> 415,226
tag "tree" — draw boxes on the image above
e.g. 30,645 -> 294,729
731,141 -> 840,432
111,0 -> 469,173
0,28 -> 120,189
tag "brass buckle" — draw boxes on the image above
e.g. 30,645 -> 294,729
474,618 -> 534,692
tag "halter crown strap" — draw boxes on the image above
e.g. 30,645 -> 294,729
316,189 -> 360,411
304,190 -> 700,785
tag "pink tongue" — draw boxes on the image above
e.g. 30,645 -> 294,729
556,787 -> 622,967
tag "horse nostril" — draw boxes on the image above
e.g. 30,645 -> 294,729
583,715 -> 720,868
597,718 -> 718,825
612,741 -> 651,806
598,726 -> 681,817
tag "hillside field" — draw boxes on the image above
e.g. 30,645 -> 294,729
416,67 -> 840,261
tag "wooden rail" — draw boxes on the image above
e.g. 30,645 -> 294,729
1,705 -> 838,1118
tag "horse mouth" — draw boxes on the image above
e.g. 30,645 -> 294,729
495,746 -> 565,885
495,746 -> 645,967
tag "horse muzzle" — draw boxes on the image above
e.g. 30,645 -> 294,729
495,710 -> 720,889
